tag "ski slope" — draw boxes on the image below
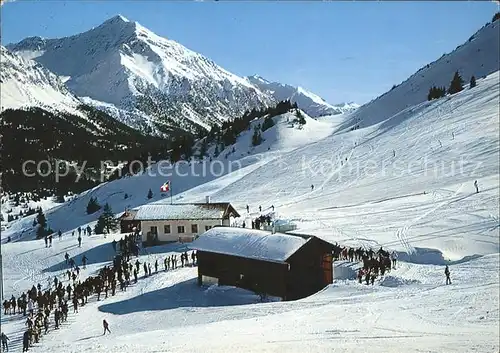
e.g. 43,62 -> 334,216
1,23 -> 499,352
1,71 -> 498,353
0,232 -> 498,353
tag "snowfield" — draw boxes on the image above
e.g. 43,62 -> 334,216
1,70 -> 498,353
1,17 -> 499,353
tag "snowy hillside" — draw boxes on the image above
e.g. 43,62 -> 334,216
4,70 -> 499,257
1,16 -> 499,353
0,46 -> 83,116
1,71 -> 498,351
342,19 -> 500,131
7,15 -> 274,134
246,74 -> 359,117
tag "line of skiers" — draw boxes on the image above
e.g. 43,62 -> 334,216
111,233 -> 140,260
3,277 -> 75,352
332,243 -> 398,285
245,205 -> 275,214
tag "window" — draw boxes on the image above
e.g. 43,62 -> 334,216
177,225 -> 185,234
205,225 -> 212,231
150,226 -> 157,234
191,224 -> 198,233
164,225 -> 171,234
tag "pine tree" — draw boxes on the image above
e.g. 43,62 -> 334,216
147,188 -> 153,199
261,116 -> 275,132
36,208 -> 47,229
251,126 -> 263,146
35,208 -> 47,239
94,215 -> 106,234
86,197 -> 101,214
469,75 -> 476,89
295,110 -> 306,125
199,139 -> 208,158
101,203 -> 118,234
55,193 -> 65,203
448,71 -> 464,95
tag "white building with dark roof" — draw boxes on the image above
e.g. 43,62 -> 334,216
135,202 -> 239,244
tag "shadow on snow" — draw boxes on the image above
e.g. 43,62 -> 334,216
98,278 -> 265,315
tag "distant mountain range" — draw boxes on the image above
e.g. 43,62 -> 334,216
246,75 -> 359,117
4,15 -> 354,136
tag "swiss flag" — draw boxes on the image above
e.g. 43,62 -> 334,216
160,181 -> 170,192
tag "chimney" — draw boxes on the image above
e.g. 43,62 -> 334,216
206,195 -> 211,204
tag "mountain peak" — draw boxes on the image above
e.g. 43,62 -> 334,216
247,74 -> 270,84
96,14 -> 134,31
8,36 -> 46,50
103,14 -> 130,24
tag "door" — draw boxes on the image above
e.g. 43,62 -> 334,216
321,253 -> 333,284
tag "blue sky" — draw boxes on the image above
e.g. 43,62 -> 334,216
1,1 -> 498,104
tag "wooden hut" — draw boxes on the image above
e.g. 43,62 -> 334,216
189,227 -> 334,301
118,209 -> 140,233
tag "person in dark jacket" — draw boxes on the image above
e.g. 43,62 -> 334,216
1,332 -> 9,352
103,319 -> 111,335
22,330 -> 30,352
445,265 -> 452,285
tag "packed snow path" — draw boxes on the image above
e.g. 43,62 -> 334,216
1,228 -> 498,353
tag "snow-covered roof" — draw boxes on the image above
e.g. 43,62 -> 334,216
135,203 -> 237,221
189,227 -> 310,263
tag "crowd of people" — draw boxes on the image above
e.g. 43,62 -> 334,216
1,233 -> 198,352
331,243 -> 398,285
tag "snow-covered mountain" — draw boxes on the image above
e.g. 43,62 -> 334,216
7,15 -> 274,134
0,45 -> 84,116
342,19 -> 500,131
246,74 -> 359,117
1,16 -> 499,353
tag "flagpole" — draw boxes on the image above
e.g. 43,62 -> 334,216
170,181 -> 173,205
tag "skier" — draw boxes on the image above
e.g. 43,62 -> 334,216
27,298 -> 33,316
78,226 -> 81,236
246,205 -> 249,213
271,205 -> 274,212
81,255 -> 88,269
112,239 -> 117,252
445,265 -> 452,285
44,235 -> 48,248
64,252 -> 70,264
474,180 -> 479,193
58,230 -> 62,239
102,319 -> 111,335
1,332 -> 9,352
390,251 -> 398,269
72,230 -> 75,236
357,269 -> 364,284
22,330 -> 29,352
259,205 -> 262,212
311,184 -> 314,191
49,234 -> 53,247
78,235 -> 82,247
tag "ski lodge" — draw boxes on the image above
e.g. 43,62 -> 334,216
118,209 -> 140,233
133,201 -> 239,245
189,227 -> 334,301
